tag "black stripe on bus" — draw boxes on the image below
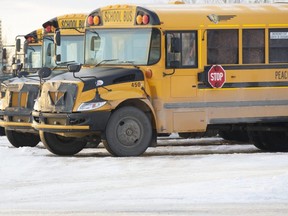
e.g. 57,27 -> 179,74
198,81 -> 288,89
220,64 -> 288,70
164,99 -> 288,109
209,116 -> 288,124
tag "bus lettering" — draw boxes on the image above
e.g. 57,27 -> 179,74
104,11 -> 121,23
78,20 -> 85,28
104,10 -> 133,23
61,20 -> 77,28
275,71 -> 288,79
123,11 -> 133,22
210,72 -> 224,81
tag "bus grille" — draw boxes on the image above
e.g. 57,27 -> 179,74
42,83 -> 78,113
9,85 -> 38,109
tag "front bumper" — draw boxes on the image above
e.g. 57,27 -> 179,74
0,108 -> 35,131
32,111 -> 111,134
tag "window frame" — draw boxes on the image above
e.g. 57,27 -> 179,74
207,29 -> 239,65
165,30 -> 198,69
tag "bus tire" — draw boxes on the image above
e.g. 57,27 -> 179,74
105,106 -> 152,157
0,127 -> 5,136
248,131 -> 268,151
39,131 -> 86,156
261,131 -> 288,152
5,129 -> 40,148
219,130 -> 250,142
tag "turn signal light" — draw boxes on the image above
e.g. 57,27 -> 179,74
87,15 -> 101,26
136,14 -> 150,25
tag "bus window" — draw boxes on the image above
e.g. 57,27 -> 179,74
148,29 -> 161,65
56,35 -> 84,64
84,29 -> 155,65
207,29 -> 238,64
243,29 -> 265,64
166,31 -> 197,68
27,46 -> 42,69
269,29 -> 288,63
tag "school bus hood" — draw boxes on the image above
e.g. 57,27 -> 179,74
48,66 -> 145,91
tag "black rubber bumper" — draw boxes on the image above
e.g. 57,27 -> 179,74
33,111 -> 111,133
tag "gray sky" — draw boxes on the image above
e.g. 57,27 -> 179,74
0,0 -> 166,45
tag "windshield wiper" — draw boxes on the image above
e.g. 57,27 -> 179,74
57,61 -> 76,66
95,59 -> 118,67
117,60 -> 139,68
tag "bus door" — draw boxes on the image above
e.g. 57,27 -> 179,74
164,31 -> 206,133
165,31 -> 198,98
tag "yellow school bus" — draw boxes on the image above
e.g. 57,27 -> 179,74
33,3 -> 288,156
0,29 -> 43,137
1,14 -> 86,148
23,29 -> 43,72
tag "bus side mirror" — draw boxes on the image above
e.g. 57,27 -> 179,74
54,30 -> 61,46
2,48 -> 7,60
38,67 -> 52,79
16,39 -> 21,52
90,36 -> 100,51
24,42 -> 28,54
56,54 -> 61,62
47,43 -> 52,57
171,37 -> 180,53
68,63 -> 82,73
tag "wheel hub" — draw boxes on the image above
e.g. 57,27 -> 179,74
117,119 -> 141,146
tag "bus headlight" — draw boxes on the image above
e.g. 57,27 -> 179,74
77,101 -> 106,111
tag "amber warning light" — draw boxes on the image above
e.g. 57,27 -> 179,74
87,15 -> 101,26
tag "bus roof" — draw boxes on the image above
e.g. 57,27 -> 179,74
145,4 -> 288,28
89,4 -> 288,29
42,13 -> 86,33
24,28 -> 43,44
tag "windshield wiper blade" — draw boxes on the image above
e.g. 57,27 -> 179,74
117,60 -> 139,68
95,59 -> 118,67
57,61 -> 76,66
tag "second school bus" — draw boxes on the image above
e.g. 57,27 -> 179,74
0,14 -> 86,148
33,3 -> 288,156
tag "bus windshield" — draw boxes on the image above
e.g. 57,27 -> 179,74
56,35 -> 84,65
85,28 -> 160,66
26,45 -> 42,70
43,35 -> 84,68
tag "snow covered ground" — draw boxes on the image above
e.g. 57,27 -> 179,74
1,135 -> 288,215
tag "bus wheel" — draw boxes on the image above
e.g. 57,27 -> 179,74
219,130 -> 250,142
260,131 -> 288,152
39,131 -> 86,156
104,106 -> 152,157
0,127 -> 5,136
248,131 -> 268,151
5,129 -> 40,148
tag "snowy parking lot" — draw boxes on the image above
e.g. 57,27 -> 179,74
1,135 -> 288,216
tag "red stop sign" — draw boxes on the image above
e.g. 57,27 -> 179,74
208,65 -> 226,88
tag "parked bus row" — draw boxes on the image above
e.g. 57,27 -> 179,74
1,2 -> 288,156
